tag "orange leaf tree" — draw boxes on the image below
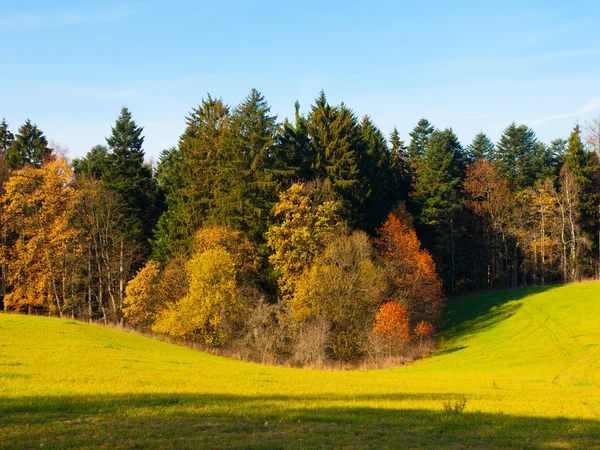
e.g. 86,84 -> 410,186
375,213 -> 445,329
372,301 -> 410,355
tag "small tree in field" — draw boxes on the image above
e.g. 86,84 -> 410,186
372,302 -> 410,355
123,261 -> 161,328
414,321 -> 435,348
376,213 -> 445,327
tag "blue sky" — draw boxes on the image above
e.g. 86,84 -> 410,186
1,0 -> 600,161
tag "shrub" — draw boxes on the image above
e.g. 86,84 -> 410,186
372,302 -> 410,356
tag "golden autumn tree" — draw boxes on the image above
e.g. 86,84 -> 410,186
1,158 -> 83,315
266,181 -> 346,300
290,232 -> 385,361
375,213 -> 444,329
152,226 -> 257,346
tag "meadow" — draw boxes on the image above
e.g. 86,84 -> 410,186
1,282 -> 600,449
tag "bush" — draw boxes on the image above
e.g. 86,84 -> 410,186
292,319 -> 330,367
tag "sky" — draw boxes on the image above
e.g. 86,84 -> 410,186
1,0 -> 600,162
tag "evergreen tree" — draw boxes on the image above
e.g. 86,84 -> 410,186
549,138 -> 567,160
0,119 -> 14,156
6,119 -> 51,169
412,128 -> 464,291
360,116 -> 392,230
102,107 -> 154,243
226,89 -> 286,242
307,91 -> 366,227
466,132 -> 495,161
494,122 -> 540,191
72,145 -> 109,179
407,118 -> 434,160
277,101 -> 313,181
564,125 -> 587,184
388,127 -> 411,200
152,96 -> 233,258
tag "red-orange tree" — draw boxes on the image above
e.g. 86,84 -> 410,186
372,301 -> 410,354
375,213 -> 444,327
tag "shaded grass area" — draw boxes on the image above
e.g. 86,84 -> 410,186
2,393 -> 600,449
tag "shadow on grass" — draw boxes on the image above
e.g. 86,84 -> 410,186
1,392 -> 599,449
442,286 -> 557,344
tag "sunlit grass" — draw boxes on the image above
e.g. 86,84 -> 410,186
2,282 -> 600,448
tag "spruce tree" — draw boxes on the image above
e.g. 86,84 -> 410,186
407,118 -> 434,160
102,108 -> 154,243
152,96 -> 233,258
388,127 -> 411,199
412,128 -> 464,291
225,89 -> 288,242
307,92 -> 366,227
494,122 -> 539,191
0,119 -> 14,156
278,101 -> 313,181
6,119 -> 51,169
564,125 -> 587,185
466,132 -> 495,161
360,116 -> 392,230
72,145 -> 109,179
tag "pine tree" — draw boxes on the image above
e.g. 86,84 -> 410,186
0,119 -> 14,155
72,145 -> 109,179
307,92 -> 366,227
152,96 -> 233,258
226,89 -> 286,242
389,127 -> 411,199
407,118 -> 434,160
6,119 -> 52,169
412,128 -> 464,291
564,125 -> 587,185
360,116 -> 398,231
494,122 -> 540,191
466,132 -> 495,161
277,101 -> 313,181
101,108 -> 154,242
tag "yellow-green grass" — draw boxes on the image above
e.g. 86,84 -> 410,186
1,282 -> 600,448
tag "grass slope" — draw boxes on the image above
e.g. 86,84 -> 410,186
1,282 -> 600,449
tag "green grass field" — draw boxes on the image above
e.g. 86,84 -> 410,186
2,282 -> 600,448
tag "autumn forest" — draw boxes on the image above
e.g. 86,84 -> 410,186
1,89 -> 599,365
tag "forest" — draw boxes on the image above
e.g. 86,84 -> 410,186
1,89 -> 599,365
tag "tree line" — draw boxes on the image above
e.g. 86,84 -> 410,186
1,90 -> 599,364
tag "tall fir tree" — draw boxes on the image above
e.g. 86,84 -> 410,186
101,108 -> 155,244
360,115 -> 393,231
6,119 -> 51,169
72,145 -> 109,179
0,119 -> 14,156
412,128 -> 464,291
227,89 -> 288,242
388,127 -> 412,200
307,92 -> 366,227
494,122 -> 540,191
407,118 -> 434,161
277,101 -> 313,181
466,132 -> 495,161
152,96 -> 234,259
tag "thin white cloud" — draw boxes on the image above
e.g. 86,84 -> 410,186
0,4 -> 139,31
528,96 -> 600,127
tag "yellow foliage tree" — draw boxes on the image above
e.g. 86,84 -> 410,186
290,232 -> 385,361
1,159 -> 83,315
153,247 -> 248,346
266,182 -> 346,300
123,260 -> 161,328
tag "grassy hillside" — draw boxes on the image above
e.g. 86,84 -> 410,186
1,282 -> 600,448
